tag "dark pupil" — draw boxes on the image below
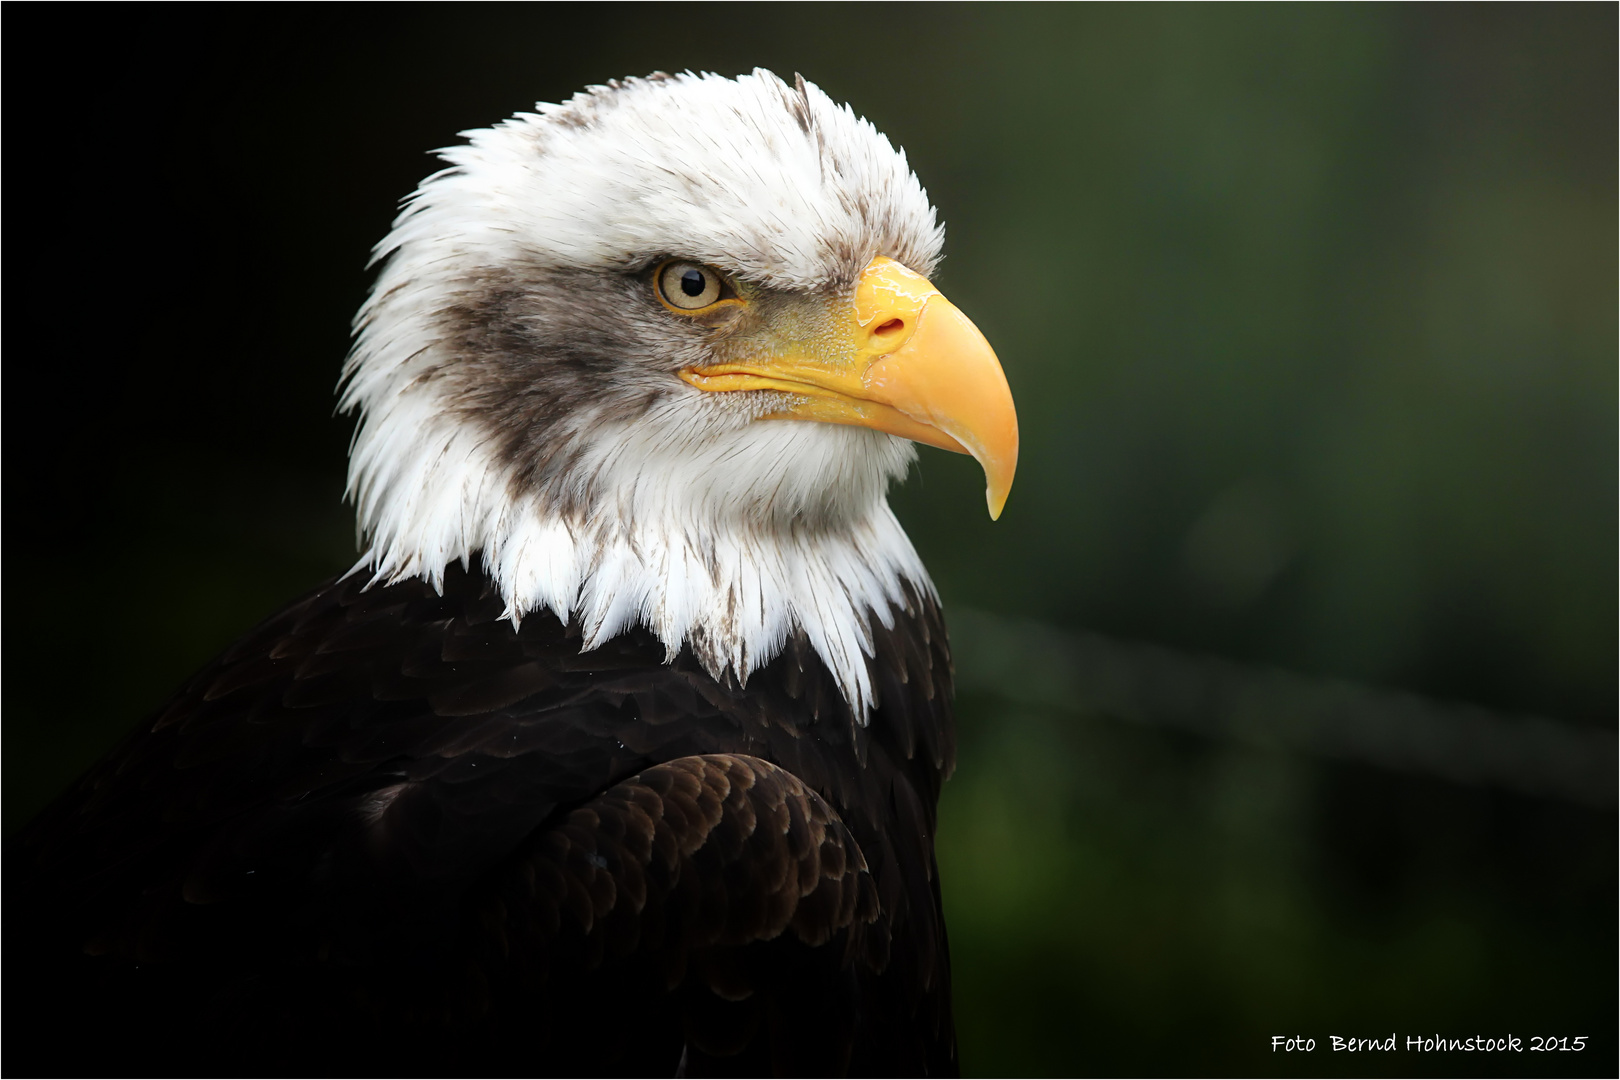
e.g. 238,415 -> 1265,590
679,269 -> 707,297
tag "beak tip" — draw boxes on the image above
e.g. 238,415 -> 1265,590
982,450 -> 1015,521
986,487 -> 1008,521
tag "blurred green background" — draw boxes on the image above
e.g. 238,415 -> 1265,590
8,5 -> 1614,1075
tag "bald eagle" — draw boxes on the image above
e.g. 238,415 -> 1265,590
9,71 -> 1016,1077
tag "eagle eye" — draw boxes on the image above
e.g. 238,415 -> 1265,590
656,260 -> 728,312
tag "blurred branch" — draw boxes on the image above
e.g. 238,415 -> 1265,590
951,608 -> 1617,809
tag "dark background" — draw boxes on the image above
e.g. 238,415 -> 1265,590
6,4 -> 1614,1075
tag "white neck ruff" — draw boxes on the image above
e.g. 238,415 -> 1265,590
346,391 -> 933,723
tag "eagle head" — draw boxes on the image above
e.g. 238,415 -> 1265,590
339,69 -> 1017,718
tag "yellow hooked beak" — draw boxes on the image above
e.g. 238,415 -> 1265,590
679,256 -> 1019,519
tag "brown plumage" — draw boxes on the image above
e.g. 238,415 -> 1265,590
8,559 -> 957,1075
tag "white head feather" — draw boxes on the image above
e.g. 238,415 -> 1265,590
339,70 -> 947,720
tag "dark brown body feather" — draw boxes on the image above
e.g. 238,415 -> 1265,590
7,560 -> 957,1077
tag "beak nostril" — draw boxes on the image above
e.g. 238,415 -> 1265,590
873,318 -> 904,337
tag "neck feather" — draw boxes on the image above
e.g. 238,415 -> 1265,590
346,399 -> 933,722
